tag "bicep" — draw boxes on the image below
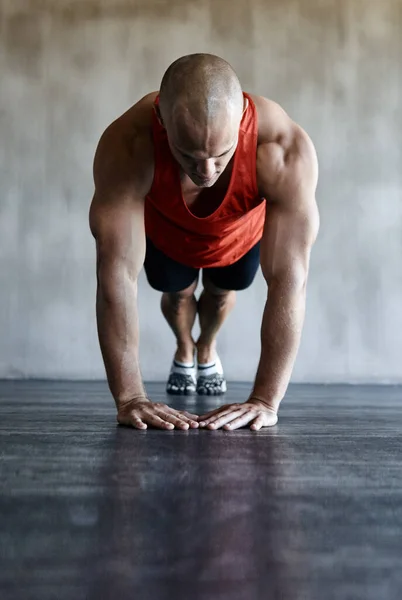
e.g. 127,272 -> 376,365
89,121 -> 153,286
259,134 -> 320,287
89,190 -> 146,288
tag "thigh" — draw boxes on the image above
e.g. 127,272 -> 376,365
204,242 -> 261,291
144,237 -> 199,293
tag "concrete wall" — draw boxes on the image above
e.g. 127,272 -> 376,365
1,0 -> 401,383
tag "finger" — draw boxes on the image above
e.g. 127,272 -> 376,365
198,406 -> 229,421
180,412 -> 200,428
199,408 -> 234,427
181,411 -> 200,420
159,412 -> 191,430
199,405 -> 239,425
143,413 -> 175,430
250,412 -> 278,431
131,417 -> 148,430
207,409 -> 246,430
223,411 -> 257,431
171,409 -> 200,427
250,414 -> 265,431
160,409 -> 197,429
162,406 -> 199,422
117,412 -> 147,429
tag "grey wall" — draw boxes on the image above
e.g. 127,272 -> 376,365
1,0 -> 401,383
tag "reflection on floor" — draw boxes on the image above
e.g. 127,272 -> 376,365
1,381 -> 401,600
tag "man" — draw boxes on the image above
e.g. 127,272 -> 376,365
89,53 -> 319,432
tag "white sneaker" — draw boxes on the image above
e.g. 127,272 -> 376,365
166,359 -> 197,396
196,354 -> 227,396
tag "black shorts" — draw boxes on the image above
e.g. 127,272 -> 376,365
144,237 -> 261,293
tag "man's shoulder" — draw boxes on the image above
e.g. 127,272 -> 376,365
249,94 -> 317,199
104,91 -> 158,138
249,93 -> 312,152
93,92 -> 158,197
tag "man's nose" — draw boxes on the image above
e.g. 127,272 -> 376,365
196,159 -> 215,179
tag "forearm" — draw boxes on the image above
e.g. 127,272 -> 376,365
250,282 -> 306,411
96,280 -> 146,406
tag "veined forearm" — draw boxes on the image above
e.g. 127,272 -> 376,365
250,282 -> 306,411
96,282 -> 145,406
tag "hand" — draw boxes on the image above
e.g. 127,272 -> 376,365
117,397 -> 200,431
198,399 -> 278,431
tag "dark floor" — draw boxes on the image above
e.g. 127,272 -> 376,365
1,381 -> 402,600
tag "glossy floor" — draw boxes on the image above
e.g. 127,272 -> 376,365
1,381 -> 402,600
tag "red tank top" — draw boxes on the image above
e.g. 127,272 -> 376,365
144,92 -> 266,268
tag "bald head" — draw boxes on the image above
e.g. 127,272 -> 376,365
159,54 -> 244,187
159,53 -> 243,124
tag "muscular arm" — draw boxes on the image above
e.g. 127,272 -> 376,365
88,119 -> 200,431
250,128 -> 320,411
89,126 -> 150,406
196,124 -> 319,431
90,194 -> 146,405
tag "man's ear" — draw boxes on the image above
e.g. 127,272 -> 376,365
155,104 -> 164,127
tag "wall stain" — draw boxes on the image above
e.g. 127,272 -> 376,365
207,0 -> 256,89
2,0 -> 197,22
5,13 -> 44,78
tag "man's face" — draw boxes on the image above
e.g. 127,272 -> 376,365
165,108 -> 240,188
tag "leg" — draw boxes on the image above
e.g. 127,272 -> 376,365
196,241 -> 262,395
161,282 -> 199,394
161,280 -> 198,364
197,241 -> 261,362
197,276 -> 236,364
143,237 -> 200,395
195,275 -> 235,395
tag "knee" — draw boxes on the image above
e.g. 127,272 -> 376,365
164,292 -> 189,313
203,286 -> 236,311
162,281 -> 197,314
